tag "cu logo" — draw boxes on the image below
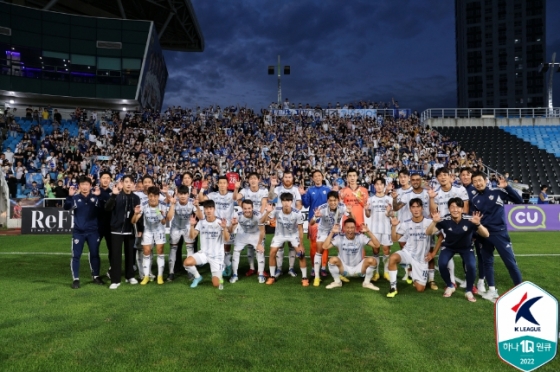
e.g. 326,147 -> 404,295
508,206 -> 546,230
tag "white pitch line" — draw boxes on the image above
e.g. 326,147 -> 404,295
0,252 -> 559,257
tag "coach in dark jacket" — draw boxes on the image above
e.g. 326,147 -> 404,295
105,175 -> 141,289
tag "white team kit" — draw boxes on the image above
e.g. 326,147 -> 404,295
433,185 -> 469,216
239,187 -> 268,212
141,201 -> 168,245
169,199 -> 196,245
234,211 -> 264,251
192,219 -> 226,276
396,187 -> 414,222
331,234 -> 370,276
366,194 -> 392,246
207,191 -> 235,243
316,202 -> 347,242
395,218 -> 433,285
410,189 -> 431,218
270,207 -> 304,248
274,185 -> 301,209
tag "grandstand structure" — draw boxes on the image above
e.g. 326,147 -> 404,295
423,108 -> 560,196
0,0 -> 204,111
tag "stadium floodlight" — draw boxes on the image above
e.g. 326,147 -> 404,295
268,55 -> 290,105
9,99 -> 14,104
123,107 -> 127,111
540,52 -> 560,113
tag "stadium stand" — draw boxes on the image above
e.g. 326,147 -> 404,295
434,126 -> 560,195
500,125 -> 560,158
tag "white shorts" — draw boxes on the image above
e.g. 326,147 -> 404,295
340,259 -> 365,277
316,229 -> 330,244
394,250 -> 428,286
192,252 -> 224,277
169,228 -> 194,245
271,236 -> 300,249
372,232 -> 392,247
141,231 -> 166,245
234,234 -> 261,252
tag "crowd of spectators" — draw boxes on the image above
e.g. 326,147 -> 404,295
1,102 -> 488,200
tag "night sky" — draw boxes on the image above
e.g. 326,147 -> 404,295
162,0 -> 560,112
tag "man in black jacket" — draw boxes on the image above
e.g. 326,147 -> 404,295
105,175 -> 141,290
97,171 -> 113,279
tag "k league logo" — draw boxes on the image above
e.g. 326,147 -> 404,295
495,282 -> 558,371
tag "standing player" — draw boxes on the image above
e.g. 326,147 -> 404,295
426,198 -> 489,302
339,169 -> 368,229
199,176 -> 235,277
233,172 -> 268,277
471,171 -> 524,301
428,167 -> 470,289
229,200 -> 266,283
365,178 -> 393,282
322,218 -> 381,290
167,185 -> 202,282
133,186 -> 175,285
387,198 -> 433,297
459,166 -> 486,294
300,170 -> 336,278
309,191 -> 348,286
391,169 -> 414,282
261,193 -> 308,286
64,176 -> 103,289
97,171 -> 113,279
268,171 -> 302,277
184,200 -> 230,289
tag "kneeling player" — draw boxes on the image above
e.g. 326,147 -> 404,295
230,200 -> 266,283
387,198 -> 432,297
261,193 -> 308,286
322,219 -> 381,290
133,187 -> 175,285
183,200 -> 230,289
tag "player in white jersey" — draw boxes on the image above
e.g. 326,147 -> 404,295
132,186 -> 175,285
199,176 -> 235,277
410,172 -> 439,290
390,169 -> 415,282
233,172 -> 268,277
261,193 -> 308,286
183,200 -> 230,289
309,190 -> 348,287
268,171 -> 302,277
386,198 -> 433,297
167,185 -> 203,282
365,178 -> 393,282
428,167 -> 470,289
229,200 -> 266,283
322,218 -> 381,290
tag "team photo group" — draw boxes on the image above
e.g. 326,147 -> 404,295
66,162 -> 523,303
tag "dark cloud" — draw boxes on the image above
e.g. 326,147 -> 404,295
162,0 -> 560,111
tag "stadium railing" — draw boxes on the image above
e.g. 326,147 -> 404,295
420,107 -> 560,124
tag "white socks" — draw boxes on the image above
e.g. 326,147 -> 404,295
364,266 -> 375,283
232,251 -> 241,276
224,251 -> 232,267
448,259 -> 456,284
428,269 -> 435,282
301,267 -> 307,278
276,248 -> 284,271
328,263 -> 340,282
157,254 -> 165,277
270,266 -> 277,278
288,248 -> 296,269
143,255 -> 151,277
247,247 -> 255,270
314,253 -> 322,277
257,251 -> 265,275
184,265 -> 200,278
168,245 -> 178,274
389,270 -> 398,289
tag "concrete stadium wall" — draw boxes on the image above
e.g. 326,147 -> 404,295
426,117 -> 560,127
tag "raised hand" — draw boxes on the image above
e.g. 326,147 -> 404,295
68,186 -> 76,196
190,216 -> 197,226
134,205 -> 142,214
162,184 -> 169,194
390,216 -> 400,226
427,186 -> 437,199
231,216 -> 238,225
117,180 -> 123,191
314,207 -> 322,218
497,176 -> 508,188
471,211 -> 483,225
270,177 -> 279,187
391,190 -> 398,199
331,224 -> 340,234
219,218 -> 227,229
298,185 -> 306,195
193,198 -> 200,207
234,180 -> 241,190
92,186 -> 101,196
385,203 -> 393,214
431,210 -> 441,223
361,224 -> 369,233
168,196 -> 176,205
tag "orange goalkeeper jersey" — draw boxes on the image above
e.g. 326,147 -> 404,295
339,186 -> 368,227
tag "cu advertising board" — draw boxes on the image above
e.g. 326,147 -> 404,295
505,205 -> 560,231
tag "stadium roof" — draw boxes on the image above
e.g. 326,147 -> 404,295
2,0 -> 204,52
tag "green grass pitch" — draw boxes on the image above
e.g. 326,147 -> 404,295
0,232 -> 559,372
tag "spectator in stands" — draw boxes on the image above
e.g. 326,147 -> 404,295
538,185 -> 549,204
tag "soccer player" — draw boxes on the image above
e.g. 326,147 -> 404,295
105,175 -> 141,289
460,167 -> 486,294
261,193 -> 308,286
309,190 -> 348,286
428,167 -> 470,288
233,172 -> 268,277
229,200 -> 266,283
389,169 -> 414,282
97,171 -> 113,278
133,186 -> 175,285
387,198 -> 433,297
300,170 -> 336,279
339,169 -> 368,229
268,171 -> 302,277
365,178 -> 393,282
183,200 -> 230,289
471,171 -> 523,301
167,185 -> 202,282
64,176 -> 103,289
322,218 -> 381,290
199,176 -> 235,277
426,198 -> 489,302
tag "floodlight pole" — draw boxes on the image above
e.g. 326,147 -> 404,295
547,52 -> 556,113
277,55 -> 281,106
